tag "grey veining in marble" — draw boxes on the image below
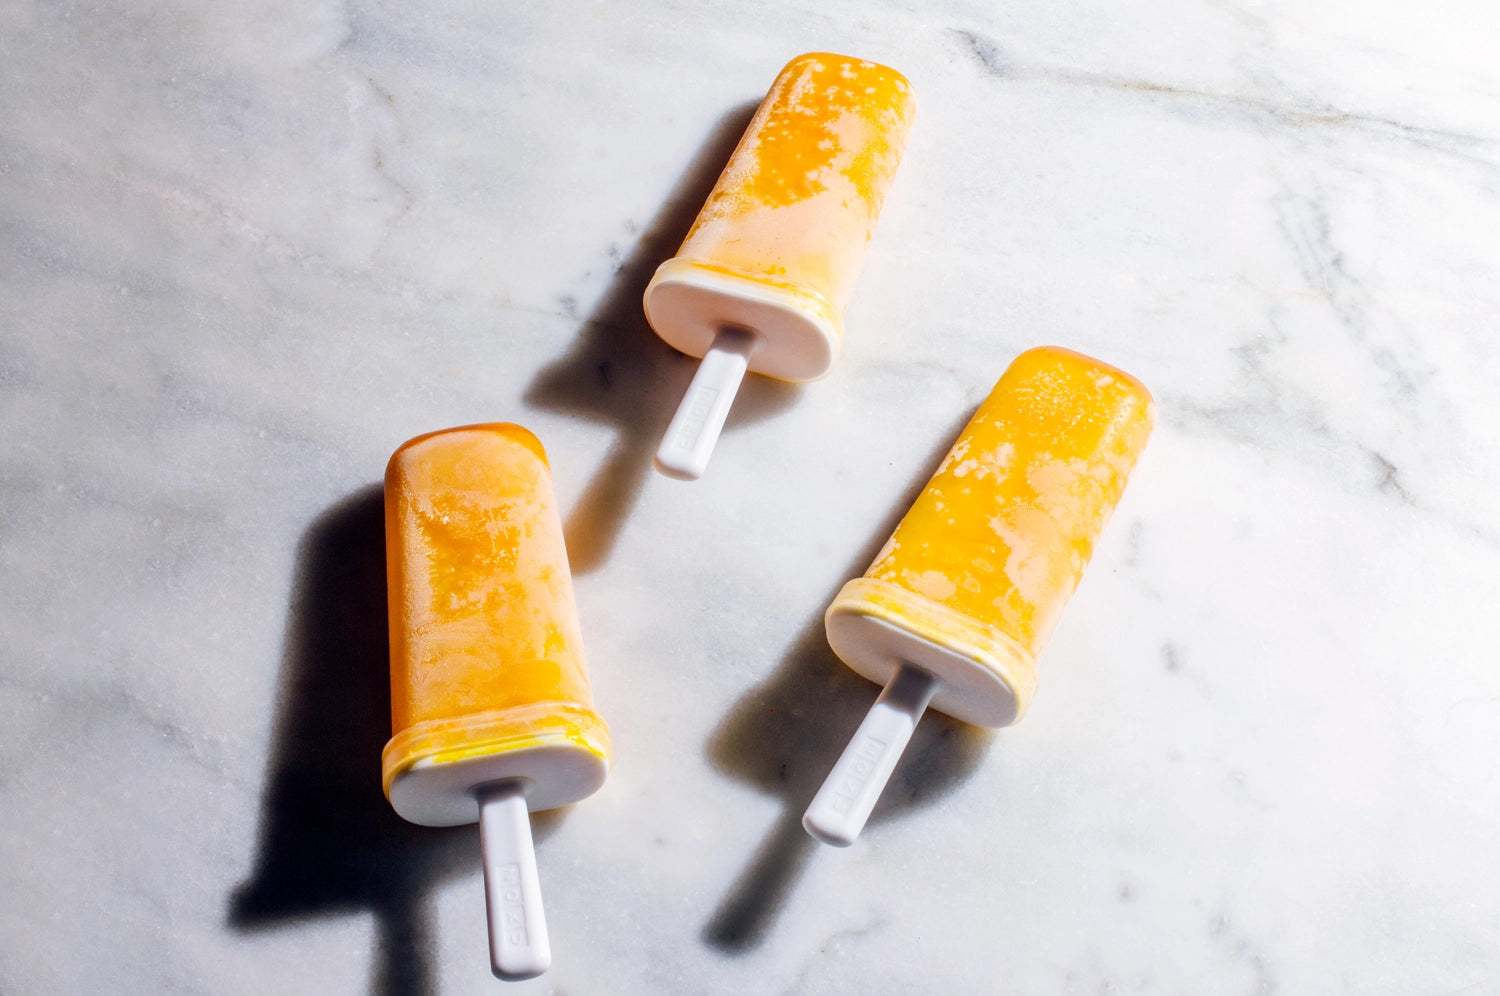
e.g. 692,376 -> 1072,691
3,1 -> 1499,992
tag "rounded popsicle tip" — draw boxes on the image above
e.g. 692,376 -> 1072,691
386,422 -> 549,480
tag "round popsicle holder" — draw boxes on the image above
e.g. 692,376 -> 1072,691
645,259 -> 842,480
386,736 -> 610,981
803,580 -> 1039,848
386,735 -> 609,828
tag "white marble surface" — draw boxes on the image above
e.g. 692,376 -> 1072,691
3,1 -> 1500,992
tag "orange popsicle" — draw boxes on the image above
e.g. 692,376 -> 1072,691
805,347 -> 1155,846
383,423 -> 610,979
645,52 -> 916,479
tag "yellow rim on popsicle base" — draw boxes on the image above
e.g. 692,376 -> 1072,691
383,703 -> 611,827
643,257 -> 842,382
824,577 -> 1040,728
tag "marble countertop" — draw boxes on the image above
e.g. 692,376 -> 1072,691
4,2 -> 1499,992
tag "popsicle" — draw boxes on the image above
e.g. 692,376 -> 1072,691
382,423 -> 611,980
803,347 -> 1154,846
644,52 -> 916,479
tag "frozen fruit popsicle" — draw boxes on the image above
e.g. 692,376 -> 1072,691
803,347 -> 1154,846
382,423 -> 610,980
644,52 -> 916,479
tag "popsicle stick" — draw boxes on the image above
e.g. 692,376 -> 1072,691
803,664 -> 939,847
477,780 -> 551,981
654,326 -> 760,480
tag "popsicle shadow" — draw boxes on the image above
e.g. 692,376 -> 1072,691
702,413 -> 991,953
228,486 -> 565,996
524,100 -> 799,573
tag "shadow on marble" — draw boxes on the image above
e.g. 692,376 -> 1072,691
228,486 -> 565,996
525,100 -> 799,573
702,415 -> 992,952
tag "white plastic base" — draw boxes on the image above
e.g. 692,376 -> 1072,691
643,257 -> 841,382
824,608 -> 1024,729
387,740 -> 609,827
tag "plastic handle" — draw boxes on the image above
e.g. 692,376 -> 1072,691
477,780 -> 551,981
654,327 -> 759,480
803,664 -> 939,847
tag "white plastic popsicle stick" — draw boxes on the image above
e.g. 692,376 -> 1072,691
654,326 -> 760,480
477,780 -> 551,981
803,664 -> 940,847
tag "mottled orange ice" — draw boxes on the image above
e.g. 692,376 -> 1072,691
675,52 -> 916,320
381,424 -> 609,798
829,347 -> 1154,720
